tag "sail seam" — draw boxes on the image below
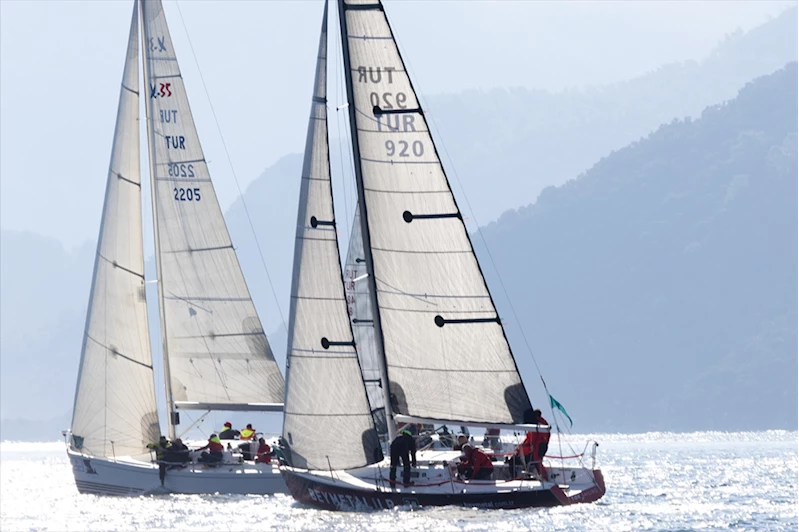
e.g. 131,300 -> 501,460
291,295 -> 343,301
379,306 -> 495,314
372,246 -> 471,255
162,245 -> 234,254
361,157 -> 438,165
296,235 -> 337,243
289,354 -> 359,360
121,84 -> 138,95
364,187 -> 448,195
347,35 -> 393,40
163,295 -> 249,302
388,364 -> 516,374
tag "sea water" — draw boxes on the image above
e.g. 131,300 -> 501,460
1,431 -> 796,531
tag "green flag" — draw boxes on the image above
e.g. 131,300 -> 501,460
549,395 -> 573,428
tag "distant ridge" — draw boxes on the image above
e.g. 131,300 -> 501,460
475,63 -> 798,432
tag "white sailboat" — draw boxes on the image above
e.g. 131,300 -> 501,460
67,0 -> 286,496
280,0 -> 605,510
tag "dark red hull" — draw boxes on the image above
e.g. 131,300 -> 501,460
280,469 -> 606,511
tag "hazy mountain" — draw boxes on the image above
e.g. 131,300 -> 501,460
1,13 -> 795,439
0,232 -> 92,428
475,63 -> 798,432
227,9 -> 798,335
424,6 -> 798,226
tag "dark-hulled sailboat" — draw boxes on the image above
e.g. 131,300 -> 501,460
279,0 -> 605,510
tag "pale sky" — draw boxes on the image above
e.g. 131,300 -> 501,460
0,0 -> 794,248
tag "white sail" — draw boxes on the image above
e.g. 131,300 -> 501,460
70,0 -> 160,459
283,2 -> 382,471
339,0 -> 533,425
141,0 -> 284,413
343,207 -> 387,436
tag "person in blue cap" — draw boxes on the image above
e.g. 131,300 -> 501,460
389,429 -> 417,486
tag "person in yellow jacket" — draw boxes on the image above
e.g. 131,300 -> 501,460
239,423 -> 256,441
147,436 -> 171,486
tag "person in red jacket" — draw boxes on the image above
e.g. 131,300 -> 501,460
255,437 -> 272,464
534,409 -> 551,465
511,409 -> 550,480
457,444 -> 494,481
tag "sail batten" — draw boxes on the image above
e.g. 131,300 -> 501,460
141,0 -> 284,415
282,1 -> 382,472
339,0 -> 533,425
70,0 -> 160,459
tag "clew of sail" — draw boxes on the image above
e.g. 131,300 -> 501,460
141,0 -> 284,412
344,207 -> 387,437
282,1 -> 382,471
70,0 -> 160,459
339,0 -> 533,425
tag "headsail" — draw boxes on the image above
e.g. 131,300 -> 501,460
344,207 -> 387,437
282,2 -> 382,471
70,0 -> 160,458
141,0 -> 284,420
338,0 -> 533,425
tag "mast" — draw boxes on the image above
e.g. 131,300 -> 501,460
337,0 -> 397,443
140,0 -> 176,439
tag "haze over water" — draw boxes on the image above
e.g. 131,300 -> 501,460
1,431 -> 796,531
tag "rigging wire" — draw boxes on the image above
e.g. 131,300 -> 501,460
174,0 -> 288,335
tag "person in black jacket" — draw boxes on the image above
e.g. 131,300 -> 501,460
389,429 -> 417,486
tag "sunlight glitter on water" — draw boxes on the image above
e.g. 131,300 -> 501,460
1,431 -> 796,531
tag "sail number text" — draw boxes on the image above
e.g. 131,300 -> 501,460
150,83 -> 172,99
173,187 -> 201,201
385,140 -> 423,157
168,163 -> 195,178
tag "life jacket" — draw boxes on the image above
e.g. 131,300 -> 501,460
208,436 -> 224,453
240,428 -> 256,441
148,440 -> 170,460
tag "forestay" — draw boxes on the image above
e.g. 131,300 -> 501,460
344,208 -> 387,436
141,0 -> 284,410
283,2 -> 382,471
71,0 -> 160,458
339,0 -> 533,425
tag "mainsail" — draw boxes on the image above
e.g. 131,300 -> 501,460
344,208 -> 387,437
338,0 -> 533,425
141,0 -> 284,421
70,0 -> 160,458
282,2 -> 382,471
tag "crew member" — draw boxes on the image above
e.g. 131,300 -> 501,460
458,444 -> 494,481
255,437 -> 272,464
389,429 -> 417,486
196,434 -> 224,464
240,424 -> 256,441
147,435 -> 171,486
219,422 -> 240,440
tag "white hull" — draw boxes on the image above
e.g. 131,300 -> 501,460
68,449 -> 287,496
